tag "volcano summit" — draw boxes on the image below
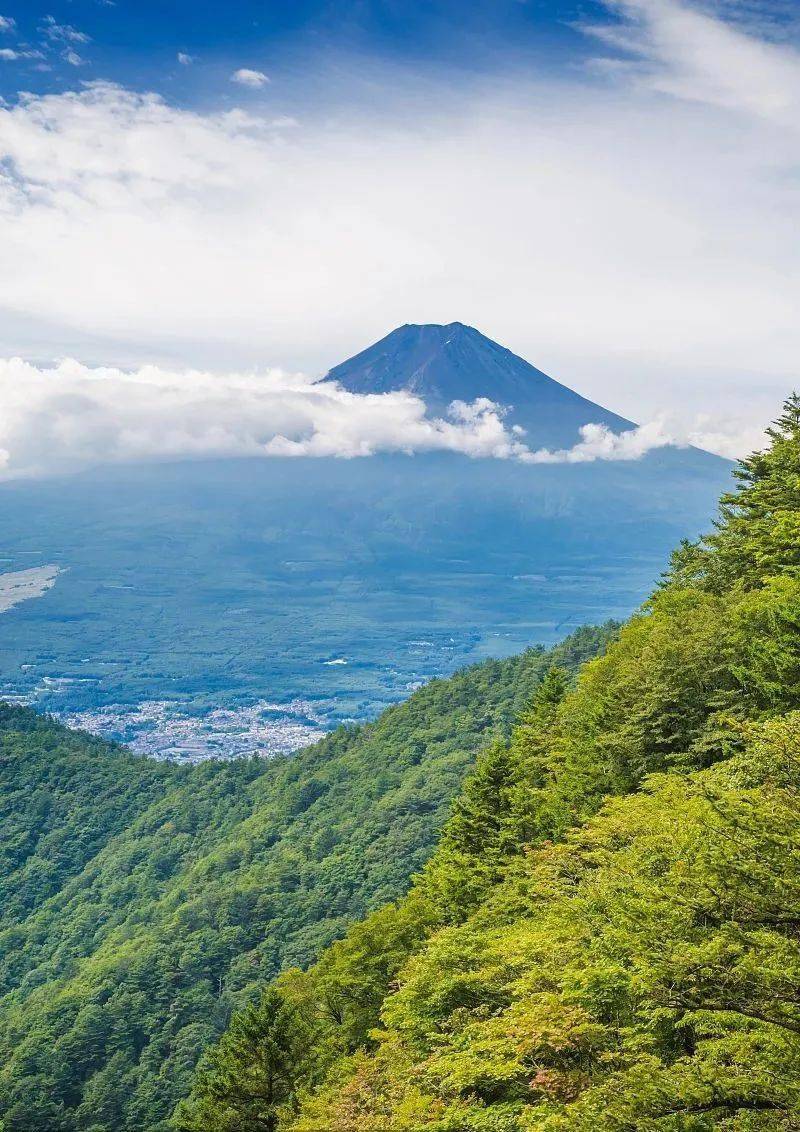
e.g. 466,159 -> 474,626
328,322 -> 633,447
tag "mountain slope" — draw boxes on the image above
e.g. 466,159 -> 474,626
328,322 -> 628,446
0,626 -> 613,1131
328,322 -> 724,475
182,397 -> 800,1132
327,322 -> 632,447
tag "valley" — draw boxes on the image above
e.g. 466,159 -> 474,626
0,518 -> 663,761
0,326 -> 730,761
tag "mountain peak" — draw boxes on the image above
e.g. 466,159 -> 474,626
349,321 -> 483,361
325,322 -> 634,447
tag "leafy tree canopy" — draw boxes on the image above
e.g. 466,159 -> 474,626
183,396 -> 800,1132
0,620 -> 610,1131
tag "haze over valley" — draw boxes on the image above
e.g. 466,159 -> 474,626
0,325 -> 730,760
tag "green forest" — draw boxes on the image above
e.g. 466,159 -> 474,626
0,609 -> 610,1129
177,396 -> 800,1131
4,395 -> 800,1131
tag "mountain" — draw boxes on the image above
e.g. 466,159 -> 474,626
0,626 -> 613,1131
0,331 -> 771,1131
0,325 -> 731,762
181,397 -> 800,1132
327,321 -> 633,446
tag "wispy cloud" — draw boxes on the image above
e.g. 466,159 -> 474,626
0,47 -> 44,62
177,52 -> 194,65
0,15 -> 15,32
231,67 -> 269,88
36,15 -> 90,68
40,16 -> 90,45
588,0 -> 800,121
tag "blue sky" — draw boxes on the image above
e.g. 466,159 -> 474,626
4,0 -> 796,104
0,2 -> 594,90
0,0 -> 798,463
0,0 -> 598,103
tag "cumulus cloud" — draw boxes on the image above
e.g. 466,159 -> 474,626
521,420 -> 674,464
0,358 -> 685,480
231,68 -> 269,87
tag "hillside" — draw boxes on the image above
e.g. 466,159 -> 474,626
0,625 -> 613,1131
181,396 -> 800,1131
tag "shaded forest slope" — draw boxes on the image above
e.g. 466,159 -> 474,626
0,624 -> 611,1130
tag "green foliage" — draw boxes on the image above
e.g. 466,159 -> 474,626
178,986 -> 316,1132
0,703 -> 177,930
188,396 -> 800,1131
667,390 -> 800,592
0,625 -> 611,1130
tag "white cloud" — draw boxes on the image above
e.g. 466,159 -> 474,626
589,0 -> 800,122
63,50 -> 84,67
177,52 -> 194,65
0,47 -> 44,61
40,16 -> 90,44
680,416 -> 772,461
0,357 -> 686,480
231,68 -> 269,88
521,420 -> 675,464
528,410 -> 773,463
0,15 -> 15,32
0,359 -> 514,477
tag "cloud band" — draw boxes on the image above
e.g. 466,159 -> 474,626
0,358 -> 681,479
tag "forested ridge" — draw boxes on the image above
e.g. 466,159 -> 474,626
0,618 -> 611,1130
180,396 -> 800,1131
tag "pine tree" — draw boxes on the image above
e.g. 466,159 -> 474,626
440,742 -> 517,858
175,987 -> 312,1132
519,664 -> 568,731
670,393 -> 800,592
439,668 -> 569,861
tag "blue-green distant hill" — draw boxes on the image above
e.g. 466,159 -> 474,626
0,325 -> 731,758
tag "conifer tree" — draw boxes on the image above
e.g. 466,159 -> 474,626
671,392 -> 800,591
176,988 -> 311,1132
